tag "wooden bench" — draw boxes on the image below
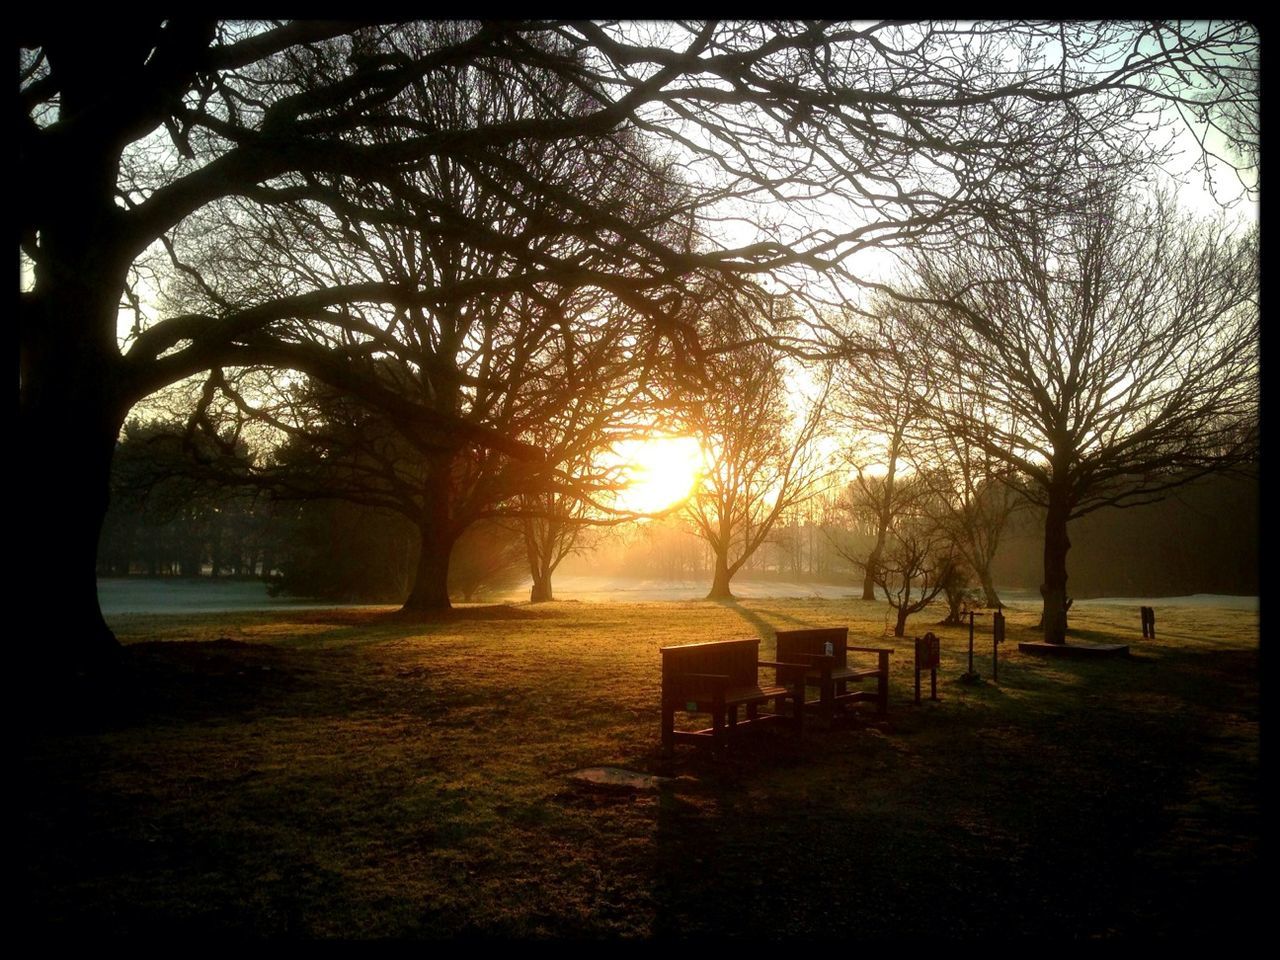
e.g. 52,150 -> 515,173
660,638 -> 806,755
773,627 -> 892,722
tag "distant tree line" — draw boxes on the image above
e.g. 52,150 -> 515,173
97,419 -> 528,602
988,469 -> 1258,600
99,419 -> 1256,607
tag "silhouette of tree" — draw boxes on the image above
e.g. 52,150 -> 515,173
904,183 -> 1259,642
910,397 -> 1025,610
680,294 -> 831,600
124,24 -> 694,614
872,511 -> 959,638
830,320 -> 930,600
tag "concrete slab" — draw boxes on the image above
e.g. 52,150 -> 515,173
564,767 -> 673,792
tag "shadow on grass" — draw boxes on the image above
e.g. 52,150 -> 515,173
1067,625 -> 1132,644
28,601 -> 1260,938
291,604 -> 555,626
710,598 -> 777,642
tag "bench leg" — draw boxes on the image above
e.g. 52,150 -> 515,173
662,702 -> 675,756
712,705 -> 727,754
876,651 -> 889,715
746,701 -> 759,725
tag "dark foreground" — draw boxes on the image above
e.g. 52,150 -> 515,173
21,599 -> 1261,939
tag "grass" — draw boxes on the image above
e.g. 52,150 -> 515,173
22,596 -> 1260,939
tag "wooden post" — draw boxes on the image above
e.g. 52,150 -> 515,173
914,633 -> 940,703
819,660 -> 835,723
876,649 -> 890,715
712,691 -> 726,754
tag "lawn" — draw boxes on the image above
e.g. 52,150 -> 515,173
22,597 -> 1260,939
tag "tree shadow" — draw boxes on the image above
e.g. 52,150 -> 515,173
291,604 -> 555,627
708,598 -> 776,642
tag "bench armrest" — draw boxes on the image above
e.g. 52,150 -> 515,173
760,660 -> 812,687
680,672 -> 731,686
778,652 -> 837,668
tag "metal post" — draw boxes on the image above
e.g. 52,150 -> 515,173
960,609 -> 981,684
968,609 -> 975,674
993,609 -> 1005,682
914,639 -> 921,705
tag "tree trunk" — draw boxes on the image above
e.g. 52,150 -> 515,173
894,606 -> 909,637
530,575 -> 553,603
944,589 -> 964,625
862,534 -> 884,601
22,254 -> 133,677
523,513 -> 556,603
978,567 -> 1001,609
706,550 -> 734,600
20,108 -> 145,680
401,464 -> 455,613
20,343 -> 128,676
1040,489 -> 1071,644
403,530 -> 454,612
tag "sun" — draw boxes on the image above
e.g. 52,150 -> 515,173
613,436 -> 703,515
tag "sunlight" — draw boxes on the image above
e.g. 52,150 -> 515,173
613,436 -> 703,515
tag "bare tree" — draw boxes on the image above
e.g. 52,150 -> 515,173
910,390 -> 1026,609
872,513 -> 959,638
905,183 -> 1259,642
831,319 -> 931,599
518,441 -> 616,604
680,296 -> 831,600
172,27 -> 693,613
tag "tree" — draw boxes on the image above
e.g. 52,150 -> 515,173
99,416 -> 288,579
905,183 -> 1259,642
831,320 -> 931,599
910,397 -> 1025,610
160,23 -> 695,614
19,20 -> 1258,672
872,512 -> 958,638
518,444 -> 609,603
680,296 -> 831,600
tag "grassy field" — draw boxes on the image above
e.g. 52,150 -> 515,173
22,597 -> 1260,939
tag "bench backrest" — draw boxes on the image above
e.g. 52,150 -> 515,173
775,627 -> 849,669
661,638 -> 760,698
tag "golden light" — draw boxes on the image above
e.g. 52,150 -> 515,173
613,436 -> 703,514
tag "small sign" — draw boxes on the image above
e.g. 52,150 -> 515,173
916,633 -> 941,669
686,700 -> 698,712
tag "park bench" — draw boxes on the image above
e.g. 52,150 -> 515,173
773,627 -> 892,722
660,638 -> 806,755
